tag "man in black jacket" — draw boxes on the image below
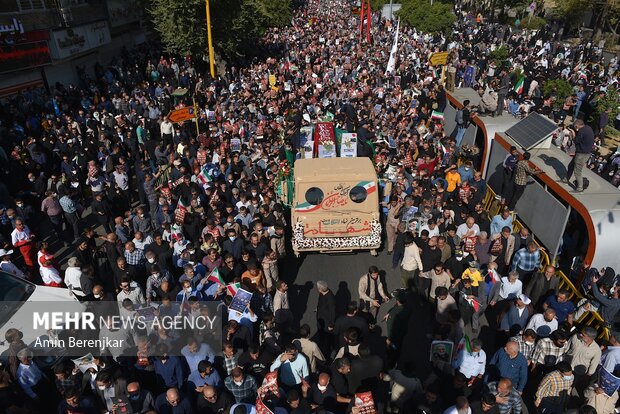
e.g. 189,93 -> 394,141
316,280 -> 336,355
332,301 -> 369,349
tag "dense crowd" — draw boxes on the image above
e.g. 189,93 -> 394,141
0,0 -> 619,413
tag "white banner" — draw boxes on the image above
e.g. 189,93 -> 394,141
49,21 -> 111,60
340,133 -> 358,157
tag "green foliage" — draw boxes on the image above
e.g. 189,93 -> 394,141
397,0 -> 456,34
149,0 -> 292,60
597,87 -> 620,120
518,16 -> 546,30
369,0 -> 387,10
551,0 -> 591,29
149,0 -> 207,57
488,45 -> 510,67
542,79 -> 573,105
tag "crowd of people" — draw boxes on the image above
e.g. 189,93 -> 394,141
0,0 -> 619,413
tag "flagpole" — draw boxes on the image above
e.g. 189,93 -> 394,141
205,0 -> 216,79
193,97 -> 200,135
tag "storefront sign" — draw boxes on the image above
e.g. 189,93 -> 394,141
49,21 -> 110,60
0,18 -> 24,34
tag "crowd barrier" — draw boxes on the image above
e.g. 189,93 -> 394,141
482,185 -> 610,342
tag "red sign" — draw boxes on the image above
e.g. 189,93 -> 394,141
167,106 -> 196,123
0,30 -> 51,74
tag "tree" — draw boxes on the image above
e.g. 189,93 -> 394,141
397,0 -> 456,34
149,0 -> 207,57
149,0 -> 292,61
551,0 -> 591,30
542,78 -> 573,109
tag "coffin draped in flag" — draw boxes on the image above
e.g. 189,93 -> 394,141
313,122 -> 337,158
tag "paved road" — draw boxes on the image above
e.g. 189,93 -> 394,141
282,249 -> 436,375
282,248 -> 495,380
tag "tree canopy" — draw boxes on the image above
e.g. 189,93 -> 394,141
397,0 -> 456,34
149,0 -> 292,61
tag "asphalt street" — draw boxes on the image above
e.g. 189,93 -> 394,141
282,249 -> 436,376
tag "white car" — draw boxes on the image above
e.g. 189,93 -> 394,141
0,271 -> 81,366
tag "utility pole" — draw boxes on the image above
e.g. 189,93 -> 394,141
205,0 -> 215,78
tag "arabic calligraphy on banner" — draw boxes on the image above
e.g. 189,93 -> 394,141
49,21 -> 111,60
303,217 -> 373,237
292,220 -> 382,249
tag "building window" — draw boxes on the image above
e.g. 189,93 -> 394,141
17,0 -> 46,11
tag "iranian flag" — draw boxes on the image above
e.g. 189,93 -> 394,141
226,282 -> 241,296
207,267 -> 225,285
197,165 -> 212,185
355,180 -> 377,195
174,199 -> 188,223
514,76 -> 525,94
431,110 -> 444,121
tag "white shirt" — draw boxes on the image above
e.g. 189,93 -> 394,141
161,120 -> 174,135
454,349 -> 486,378
420,225 -> 440,238
40,265 -> 62,285
401,243 -> 423,271
456,223 -> 480,239
133,235 -> 153,251
601,346 -> 620,373
64,266 -> 83,294
525,313 -> 558,338
11,226 -> 31,246
499,277 -> 523,300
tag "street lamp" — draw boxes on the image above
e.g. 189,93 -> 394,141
205,0 -> 216,78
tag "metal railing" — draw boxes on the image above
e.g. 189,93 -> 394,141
482,185 -> 610,342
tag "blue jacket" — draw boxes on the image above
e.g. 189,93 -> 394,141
488,349 -> 528,392
154,356 -> 185,389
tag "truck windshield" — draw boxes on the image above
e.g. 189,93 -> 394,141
0,271 -> 36,327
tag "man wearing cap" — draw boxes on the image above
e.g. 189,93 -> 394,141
499,294 -> 533,335
0,249 -> 25,278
